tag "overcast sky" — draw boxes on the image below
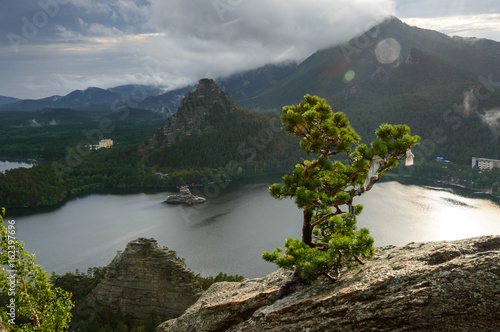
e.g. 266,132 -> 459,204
1,0 -> 499,99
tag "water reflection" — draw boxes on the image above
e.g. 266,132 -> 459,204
8,178 -> 500,278
0,160 -> 34,173
357,181 -> 500,246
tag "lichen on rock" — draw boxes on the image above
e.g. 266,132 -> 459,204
156,236 -> 500,332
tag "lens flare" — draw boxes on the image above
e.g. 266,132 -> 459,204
375,38 -> 401,64
344,70 -> 355,81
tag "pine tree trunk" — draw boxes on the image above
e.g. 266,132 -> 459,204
302,209 -> 313,246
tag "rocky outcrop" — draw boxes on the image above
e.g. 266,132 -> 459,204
90,238 -> 202,321
156,235 -> 500,332
153,78 -> 240,147
405,48 -> 420,65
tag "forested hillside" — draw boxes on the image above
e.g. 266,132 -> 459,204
239,17 -> 500,167
0,80 -> 304,208
2,17 -> 500,209
0,108 -> 166,160
331,48 -> 500,164
142,79 -> 304,185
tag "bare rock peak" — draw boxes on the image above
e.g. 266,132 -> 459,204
90,238 -> 202,322
154,78 -> 239,147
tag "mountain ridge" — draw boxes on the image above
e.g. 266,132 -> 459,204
0,95 -> 21,106
1,16 -> 499,165
239,17 -> 500,111
0,63 -> 296,113
5,17 -> 499,114
3,17 -> 500,115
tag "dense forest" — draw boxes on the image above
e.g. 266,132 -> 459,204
0,145 -> 167,208
1,57 -> 500,209
0,106 -> 306,208
144,108 -> 305,182
0,108 -> 166,160
330,48 -> 500,165
1,101 -> 499,209
0,265 -> 243,332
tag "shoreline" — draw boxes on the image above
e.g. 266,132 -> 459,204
6,173 -> 500,215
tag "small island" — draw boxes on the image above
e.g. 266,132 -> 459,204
166,186 -> 206,205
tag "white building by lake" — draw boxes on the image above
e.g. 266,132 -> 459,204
472,157 -> 500,171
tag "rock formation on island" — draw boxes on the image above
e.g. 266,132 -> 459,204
156,235 -> 500,332
90,238 -> 202,322
151,78 -> 240,147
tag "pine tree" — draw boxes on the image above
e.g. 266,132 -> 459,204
492,182 -> 499,195
263,95 -> 420,282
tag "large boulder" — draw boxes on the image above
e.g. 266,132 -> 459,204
157,235 -> 500,331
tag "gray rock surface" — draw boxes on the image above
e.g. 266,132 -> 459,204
156,78 -> 239,147
90,238 -> 202,321
156,235 -> 500,332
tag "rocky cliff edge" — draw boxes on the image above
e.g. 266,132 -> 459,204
156,235 -> 500,332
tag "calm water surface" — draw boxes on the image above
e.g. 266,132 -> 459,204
8,177 -> 500,278
0,160 -> 34,173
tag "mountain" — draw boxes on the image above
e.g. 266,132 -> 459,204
150,78 -> 241,147
0,63 -> 297,113
1,16 -> 499,165
331,47 -> 500,164
216,62 -> 297,105
239,17 -> 500,111
108,84 -> 166,98
90,238 -> 202,322
140,16 -> 499,167
0,85 -> 168,112
142,79 -> 303,178
0,95 -> 20,106
236,17 -> 500,164
56,87 -> 121,109
136,85 -> 195,115
0,87 -> 122,111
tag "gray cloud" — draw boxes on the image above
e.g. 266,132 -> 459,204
401,14 -> 500,41
1,0 -> 498,99
395,0 -> 500,43
395,0 -> 500,18
0,0 -> 395,99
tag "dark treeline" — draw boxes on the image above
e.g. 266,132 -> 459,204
0,145 -> 167,208
0,110 -> 305,208
144,108 -> 306,184
1,90 -> 499,209
0,108 -> 166,160
412,159 -> 500,192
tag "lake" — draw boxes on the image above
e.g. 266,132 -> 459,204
0,160 -> 34,173
6,176 -> 500,279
